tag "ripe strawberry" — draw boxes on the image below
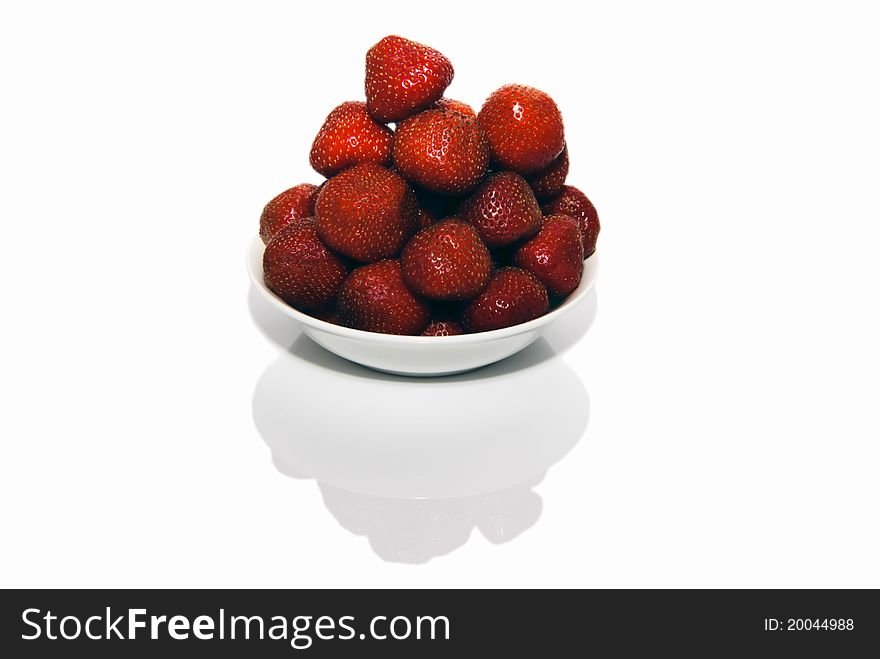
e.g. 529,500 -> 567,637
514,215 -> 584,295
462,267 -> 549,332
401,219 -> 492,300
309,180 -> 327,215
338,260 -> 430,335
541,185 -> 600,256
263,218 -> 349,310
309,101 -> 394,178
315,163 -> 418,262
422,318 -> 464,336
259,183 -> 318,244
365,35 -> 454,123
459,171 -> 542,247
414,184 -> 462,219
416,207 -> 434,230
478,84 -> 565,174
525,144 -> 569,200
393,109 -> 490,194
309,305 -> 341,325
432,97 -> 476,118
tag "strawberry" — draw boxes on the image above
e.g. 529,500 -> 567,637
309,305 -> 341,325
478,84 -> 565,174
414,184 -> 462,220
432,97 -> 476,118
514,215 -> 584,295
309,101 -> 394,178
401,219 -> 492,300
338,260 -> 430,335
462,267 -> 549,332
541,185 -> 600,257
525,144 -> 569,200
259,183 -> 318,244
263,218 -> 349,310
314,163 -> 417,262
459,171 -> 542,247
421,318 -> 464,336
309,180 -> 327,215
365,35 -> 454,123
392,109 -> 490,194
416,207 -> 434,230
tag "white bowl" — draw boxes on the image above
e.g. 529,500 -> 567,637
246,236 -> 598,376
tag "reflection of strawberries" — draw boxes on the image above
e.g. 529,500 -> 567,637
475,486 -> 543,545
263,219 -> 348,310
402,219 -> 491,301
365,36 -> 454,123
463,268 -> 549,332
393,109 -> 489,194
315,163 -> 417,262
318,477 -> 544,564
478,84 -> 565,174
459,172 -> 542,247
541,185 -> 600,257
259,183 -> 318,244
309,101 -> 394,178
514,215 -> 584,295
338,260 -> 430,335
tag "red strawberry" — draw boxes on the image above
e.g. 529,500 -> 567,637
422,318 -> 464,336
416,206 -> 434,230
259,183 -> 318,244
525,144 -> 569,200
414,184 -> 462,219
514,215 -> 584,295
462,267 -> 549,332
315,163 -> 418,262
393,109 -> 490,194
309,101 -> 394,178
309,305 -> 341,325
263,218 -> 349,310
338,260 -> 430,335
432,97 -> 476,118
459,171 -> 542,247
478,84 -> 565,174
365,35 -> 454,123
541,185 -> 600,257
309,180 -> 327,215
401,219 -> 492,301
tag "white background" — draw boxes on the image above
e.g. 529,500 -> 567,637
1,0 -> 878,588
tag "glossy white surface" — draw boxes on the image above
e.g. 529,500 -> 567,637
2,2 -> 880,587
248,235 -> 598,375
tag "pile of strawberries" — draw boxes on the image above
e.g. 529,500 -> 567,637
260,36 -> 599,336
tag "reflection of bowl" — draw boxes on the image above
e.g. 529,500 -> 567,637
252,336 -> 590,499
246,236 -> 598,376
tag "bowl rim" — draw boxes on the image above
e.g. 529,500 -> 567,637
247,235 -> 598,344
